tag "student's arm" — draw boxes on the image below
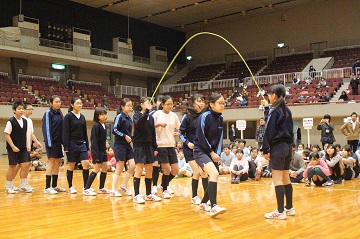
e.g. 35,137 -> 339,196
179,115 -> 190,145
26,120 -> 31,151
83,115 -> 89,150
62,114 -> 70,152
5,133 -> 19,152
42,111 -> 52,147
90,124 -> 99,160
112,114 -> 126,138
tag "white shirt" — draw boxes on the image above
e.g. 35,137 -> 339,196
4,116 -> 31,148
152,110 -> 180,147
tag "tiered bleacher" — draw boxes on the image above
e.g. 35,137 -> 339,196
0,74 -> 34,104
216,58 -> 267,80
322,47 -> 360,69
176,63 -> 226,84
260,52 -> 313,75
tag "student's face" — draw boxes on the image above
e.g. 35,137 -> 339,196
260,119 -> 265,125
309,157 -> 320,166
298,145 -> 304,151
122,101 -> 133,115
108,148 -> 114,155
342,149 -> 350,157
223,147 -> 230,155
51,97 -> 61,110
98,112 -> 107,123
210,96 -> 225,114
141,99 -> 152,111
236,152 -> 243,159
327,147 -> 335,156
351,114 -> 357,122
193,97 -> 205,112
324,144 -> 328,150
13,105 -> 24,117
232,147 -> 238,153
72,99 -> 83,113
312,147 -> 319,153
251,150 -> 258,158
239,142 -> 245,148
24,105 -> 34,117
268,93 -> 277,104
162,99 -> 174,114
106,141 -> 110,149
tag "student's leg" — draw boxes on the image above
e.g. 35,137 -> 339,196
13,164 -> 21,180
272,170 -> 285,213
134,163 -> 144,196
85,163 -> 100,190
46,158 -> 55,189
144,164 -> 153,196
121,159 -> 135,189
161,163 -> 171,191
99,162 -> 108,190
282,170 -> 293,210
152,160 -> 160,186
314,167 -> 331,182
52,158 -> 62,188
239,172 -> 249,181
248,161 -> 257,178
201,162 -> 219,207
6,165 -> 16,183
112,161 -> 125,191
67,162 -> 76,188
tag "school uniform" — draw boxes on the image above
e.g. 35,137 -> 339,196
42,107 -> 63,158
133,109 -> 157,164
4,117 -> 30,165
113,112 -> 134,161
91,122 -> 107,164
62,112 -> 89,162
179,114 -> 198,162
194,110 -> 223,168
262,106 -> 294,170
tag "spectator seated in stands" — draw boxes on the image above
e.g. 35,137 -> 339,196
316,78 -> 327,89
101,94 -> 109,108
338,91 -> 349,101
285,88 -> 292,99
231,89 -> 240,99
256,88 -> 266,98
309,65 -> 316,79
305,77 -> 312,85
241,90 -> 248,106
67,79 -> 73,90
293,75 -> 300,85
40,95 -> 48,104
260,80 -> 267,89
259,99 -> 266,111
8,97 -> 14,104
319,92 -> 330,102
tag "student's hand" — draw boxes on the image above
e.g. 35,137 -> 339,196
26,146 -> 30,152
154,151 -> 158,156
12,146 -> 20,152
187,142 -> 194,149
210,152 -> 220,162
159,123 -> 167,128
173,132 -> 179,138
125,135 -> 132,143
263,154 -> 270,161
36,141 -> 43,149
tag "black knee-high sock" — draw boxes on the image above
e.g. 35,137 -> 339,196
133,177 -> 141,196
99,172 -> 107,189
161,174 -> 170,191
208,181 -> 218,207
192,179 -> 199,198
46,175 -> 51,189
82,169 -> 89,188
67,170 -> 73,188
284,183 -> 293,209
275,185 -> 285,213
145,178 -> 152,195
51,175 -> 58,188
169,173 -> 175,182
201,184 -> 209,204
202,177 -> 208,192
152,166 -> 160,186
85,172 -> 97,190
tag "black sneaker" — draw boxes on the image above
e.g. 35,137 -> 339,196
334,178 -> 342,184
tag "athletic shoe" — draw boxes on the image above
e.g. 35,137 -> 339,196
167,186 -> 174,194
83,188 -> 97,196
145,194 -> 162,202
210,205 -> 227,217
334,178 -> 342,184
235,179 -> 240,184
25,182 -> 34,192
53,186 -> 66,192
207,200 -> 211,206
305,180 -> 311,186
322,180 -> 334,187
199,203 -> 211,212
191,196 -> 201,205
97,188 -> 111,194
119,186 -> 132,196
89,188 -> 96,193
44,187 -> 58,195
68,186 -> 77,194
151,185 -> 158,195
264,209 -> 286,220
231,180 -> 236,184
133,194 -> 145,204
162,190 -> 171,199
285,207 -> 295,216
19,185 -> 33,193
11,182 -> 19,191
157,184 -> 163,190
5,187 -> 16,194
110,190 -> 122,197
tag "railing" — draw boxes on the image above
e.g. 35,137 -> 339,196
74,80 -> 101,86
18,74 -> 59,85
108,85 -> 147,98
0,72 -> 9,77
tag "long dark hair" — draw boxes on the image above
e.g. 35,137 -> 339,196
135,96 -> 149,113
184,93 -> 205,120
93,107 -> 107,122
268,84 -> 288,117
153,94 -> 164,111
68,97 -> 82,112
204,92 -> 222,112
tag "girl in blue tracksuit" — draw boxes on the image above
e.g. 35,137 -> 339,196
111,98 -> 135,197
179,93 -> 208,205
194,93 -> 227,218
261,84 -> 295,220
42,95 -> 65,195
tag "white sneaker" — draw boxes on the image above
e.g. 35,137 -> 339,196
19,185 -> 33,193
5,187 -> 16,194
133,194 -> 145,204
83,188 -> 97,196
11,182 -> 19,191
285,207 -> 296,216
199,203 -> 211,212
53,186 -> 66,192
264,209 -> 286,220
210,205 -> 227,217
157,184 -> 163,190
119,186 -> 132,196
162,190 -> 171,199
110,190 -> 122,197
25,182 -> 34,192
145,194 -> 162,202
207,200 -> 211,206
97,188 -> 111,194
44,187 -> 58,195
167,186 -> 174,194
68,186 -> 77,194
151,185 -> 158,194
191,196 -> 201,205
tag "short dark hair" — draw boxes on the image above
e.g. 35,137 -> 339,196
351,112 -> 357,117
93,107 -> 107,122
12,101 -> 24,110
236,149 -> 244,154
222,144 -> 230,150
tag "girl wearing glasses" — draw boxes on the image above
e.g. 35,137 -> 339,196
62,97 -> 90,194
194,93 -> 227,217
152,95 -> 181,199
111,98 -> 135,197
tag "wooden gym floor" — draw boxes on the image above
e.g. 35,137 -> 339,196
1,155 -> 360,239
